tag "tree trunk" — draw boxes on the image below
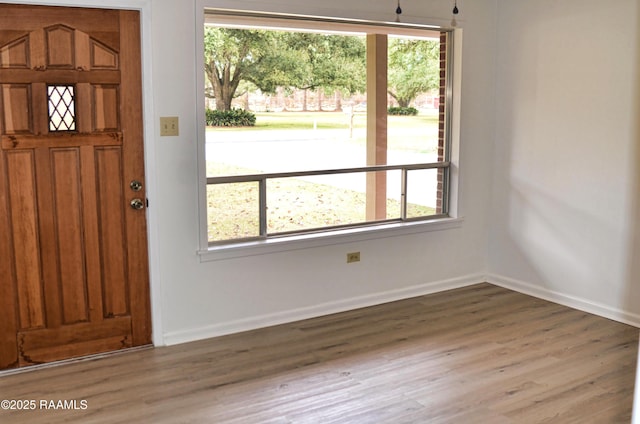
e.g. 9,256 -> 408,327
214,81 -> 234,110
302,89 -> 308,112
210,64 -> 241,111
277,86 -> 286,111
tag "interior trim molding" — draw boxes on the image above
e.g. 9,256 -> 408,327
488,274 -> 640,328
163,272 -> 640,347
162,273 -> 485,346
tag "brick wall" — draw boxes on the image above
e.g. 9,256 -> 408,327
436,31 -> 448,214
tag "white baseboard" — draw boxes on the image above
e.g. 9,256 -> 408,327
488,274 -> 640,328
162,273 -> 486,346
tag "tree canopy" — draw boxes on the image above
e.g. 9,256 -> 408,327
204,27 -> 440,111
205,27 -> 366,111
204,27 -> 305,110
387,38 -> 440,108
282,32 -> 366,94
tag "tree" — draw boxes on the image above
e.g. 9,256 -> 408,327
284,33 -> 366,110
286,33 -> 366,93
204,27 -> 307,111
387,38 -> 440,108
204,27 -> 366,111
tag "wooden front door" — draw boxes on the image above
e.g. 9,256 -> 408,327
0,5 -> 151,370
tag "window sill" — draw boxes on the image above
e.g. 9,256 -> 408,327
197,216 -> 464,262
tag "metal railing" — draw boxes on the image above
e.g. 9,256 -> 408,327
207,161 -> 450,243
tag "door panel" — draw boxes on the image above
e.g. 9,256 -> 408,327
0,5 -> 151,370
1,85 -> 31,132
51,148 -> 87,325
19,318 -> 132,365
6,150 -> 44,330
95,146 -> 128,317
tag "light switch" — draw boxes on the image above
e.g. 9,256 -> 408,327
160,116 -> 179,136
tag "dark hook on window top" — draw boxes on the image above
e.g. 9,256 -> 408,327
393,1 -> 460,21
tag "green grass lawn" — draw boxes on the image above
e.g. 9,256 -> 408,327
206,111 -> 438,130
207,111 -> 440,153
207,111 -> 354,131
207,163 -> 436,243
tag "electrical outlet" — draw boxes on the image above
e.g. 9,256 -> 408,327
160,116 -> 179,136
347,252 -> 360,263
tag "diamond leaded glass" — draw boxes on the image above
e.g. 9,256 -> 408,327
48,85 -> 76,131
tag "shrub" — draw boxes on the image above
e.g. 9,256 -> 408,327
206,108 -> 256,127
388,106 -> 419,116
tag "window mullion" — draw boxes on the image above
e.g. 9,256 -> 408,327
259,178 -> 268,237
401,168 -> 408,220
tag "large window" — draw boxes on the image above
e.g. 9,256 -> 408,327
202,11 -> 456,247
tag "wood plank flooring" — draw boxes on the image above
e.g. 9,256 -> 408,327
0,283 -> 637,423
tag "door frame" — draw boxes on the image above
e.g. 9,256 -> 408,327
1,0 -> 163,347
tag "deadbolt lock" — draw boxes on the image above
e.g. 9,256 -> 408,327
130,180 -> 143,191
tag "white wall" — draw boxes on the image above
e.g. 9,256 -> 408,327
150,0 -> 497,344
489,0 -> 640,324
7,0 -> 638,345
0,0 -> 495,346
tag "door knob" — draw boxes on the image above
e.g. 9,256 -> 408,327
130,198 -> 145,210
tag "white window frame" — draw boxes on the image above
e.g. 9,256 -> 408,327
195,7 -> 464,262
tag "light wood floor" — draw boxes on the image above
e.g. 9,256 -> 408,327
0,283 -> 637,423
